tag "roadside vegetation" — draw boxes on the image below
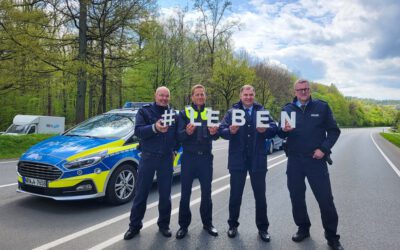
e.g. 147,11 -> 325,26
380,132 -> 400,148
0,134 -> 54,159
1,0 -> 398,131
0,0 -> 399,160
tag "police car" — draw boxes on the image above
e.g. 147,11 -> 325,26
17,104 -> 182,205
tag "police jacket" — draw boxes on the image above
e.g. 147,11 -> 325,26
134,102 -> 177,155
177,104 -> 219,154
278,97 -> 340,155
219,101 -> 278,172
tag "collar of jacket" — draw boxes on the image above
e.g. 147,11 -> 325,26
292,96 -> 313,106
191,103 -> 205,112
153,102 -> 169,112
232,101 -> 263,110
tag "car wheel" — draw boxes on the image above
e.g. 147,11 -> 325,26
269,141 -> 274,154
105,163 -> 137,205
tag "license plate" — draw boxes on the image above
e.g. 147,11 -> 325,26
24,177 -> 47,187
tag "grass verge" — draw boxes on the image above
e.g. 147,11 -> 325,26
0,134 -> 54,159
380,132 -> 400,148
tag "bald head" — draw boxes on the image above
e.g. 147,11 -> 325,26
155,86 -> 170,107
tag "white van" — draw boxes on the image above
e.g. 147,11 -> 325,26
3,115 -> 65,135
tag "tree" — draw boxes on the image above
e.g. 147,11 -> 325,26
212,52 -> 254,111
87,0 -> 155,113
194,0 -> 237,70
253,60 -> 293,117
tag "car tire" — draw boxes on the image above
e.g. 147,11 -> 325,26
269,141 -> 274,154
105,163 -> 137,205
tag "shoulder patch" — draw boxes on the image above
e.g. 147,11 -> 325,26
143,103 -> 151,107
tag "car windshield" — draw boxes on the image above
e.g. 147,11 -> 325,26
65,114 -> 135,139
6,124 -> 28,134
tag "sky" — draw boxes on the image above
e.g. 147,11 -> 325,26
157,0 -> 400,100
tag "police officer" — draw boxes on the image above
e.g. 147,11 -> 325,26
175,84 -> 219,239
124,86 -> 177,240
219,85 -> 277,242
279,79 -> 343,250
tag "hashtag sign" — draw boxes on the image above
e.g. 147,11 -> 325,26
162,110 -> 175,126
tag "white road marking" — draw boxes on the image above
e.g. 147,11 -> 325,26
0,160 -> 18,164
33,154 -> 287,250
89,158 -> 288,250
370,133 -> 400,178
88,185 -> 231,250
0,183 -> 17,188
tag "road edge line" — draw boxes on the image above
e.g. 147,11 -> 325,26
370,133 -> 400,177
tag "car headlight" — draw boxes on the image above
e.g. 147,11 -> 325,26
63,150 -> 107,170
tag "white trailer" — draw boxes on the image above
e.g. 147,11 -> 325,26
3,115 -> 65,135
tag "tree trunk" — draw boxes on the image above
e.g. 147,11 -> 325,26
75,0 -> 88,123
101,38 -> 107,113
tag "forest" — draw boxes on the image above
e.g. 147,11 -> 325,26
1,0 -> 398,131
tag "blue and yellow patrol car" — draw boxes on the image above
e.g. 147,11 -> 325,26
17,107 -> 182,205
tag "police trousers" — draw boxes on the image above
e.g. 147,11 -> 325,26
178,151 -> 213,228
287,155 -> 340,241
228,157 -> 269,231
129,151 -> 173,231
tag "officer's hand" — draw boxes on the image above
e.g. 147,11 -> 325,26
185,123 -> 196,135
208,126 -> 218,135
229,125 -> 239,134
256,127 -> 267,133
282,121 -> 294,132
313,149 -> 325,159
156,119 -> 169,133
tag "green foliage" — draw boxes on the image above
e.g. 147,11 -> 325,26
380,132 -> 400,148
212,52 -> 255,111
311,83 -> 397,127
0,134 -> 54,159
0,1 -> 396,136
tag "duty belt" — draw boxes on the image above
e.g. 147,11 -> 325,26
287,151 -> 314,157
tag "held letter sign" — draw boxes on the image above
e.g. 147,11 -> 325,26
207,108 -> 220,127
280,111 -> 296,128
256,110 -> 270,128
232,109 -> 246,126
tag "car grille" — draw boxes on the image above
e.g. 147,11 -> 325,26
18,161 -> 62,181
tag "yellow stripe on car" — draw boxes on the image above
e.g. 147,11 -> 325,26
107,143 -> 138,155
67,140 -> 126,162
173,152 -> 181,167
48,171 -> 109,192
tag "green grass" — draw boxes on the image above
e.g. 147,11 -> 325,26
0,134 -> 54,159
380,132 -> 400,148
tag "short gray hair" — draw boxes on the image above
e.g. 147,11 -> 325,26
294,79 -> 310,89
240,84 -> 255,93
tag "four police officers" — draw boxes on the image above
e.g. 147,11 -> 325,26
219,85 -> 277,242
124,81 -> 344,249
176,84 -> 219,239
124,86 -> 177,240
279,79 -> 344,250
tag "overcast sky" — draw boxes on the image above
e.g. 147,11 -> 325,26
158,0 -> 400,100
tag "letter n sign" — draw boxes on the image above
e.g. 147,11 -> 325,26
281,111 -> 296,128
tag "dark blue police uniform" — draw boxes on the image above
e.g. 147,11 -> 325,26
177,104 -> 218,229
278,97 -> 341,242
220,101 -> 277,232
128,102 -> 177,232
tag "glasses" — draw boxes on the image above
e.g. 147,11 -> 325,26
295,88 -> 310,93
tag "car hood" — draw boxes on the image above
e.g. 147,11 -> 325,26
20,135 -> 118,164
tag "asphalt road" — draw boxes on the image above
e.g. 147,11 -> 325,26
0,128 -> 399,250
